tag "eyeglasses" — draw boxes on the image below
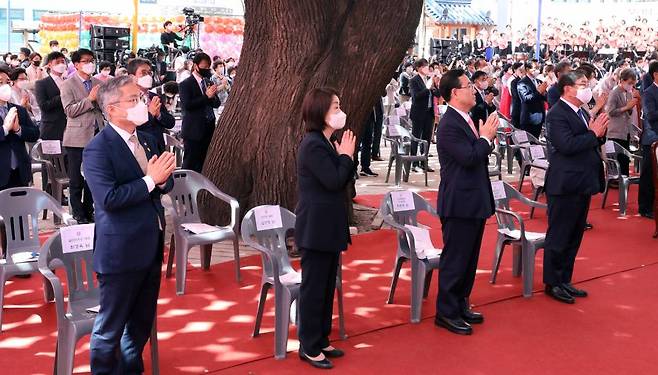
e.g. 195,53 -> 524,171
109,94 -> 147,107
456,83 -> 474,90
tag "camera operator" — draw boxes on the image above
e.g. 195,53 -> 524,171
161,21 -> 183,54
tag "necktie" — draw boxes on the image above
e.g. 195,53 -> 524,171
427,78 -> 433,109
466,116 -> 479,138
577,108 -> 589,128
83,80 -> 92,92
129,134 -> 148,175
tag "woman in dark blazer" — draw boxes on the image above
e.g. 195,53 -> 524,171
296,87 -> 356,369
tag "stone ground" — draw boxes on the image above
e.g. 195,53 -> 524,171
34,140 -> 524,267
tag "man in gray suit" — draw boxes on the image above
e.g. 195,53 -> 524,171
60,48 -> 105,223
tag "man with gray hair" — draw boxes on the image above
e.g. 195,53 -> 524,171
83,75 -> 175,374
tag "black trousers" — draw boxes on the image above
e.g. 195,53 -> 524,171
436,217 -> 486,318
357,121 -> 374,170
90,233 -> 163,375
543,194 -> 590,286
411,114 -> 434,164
65,147 -> 94,219
298,249 -> 339,357
182,137 -> 212,173
610,137 -> 630,176
638,145 -> 655,214
372,105 -> 383,158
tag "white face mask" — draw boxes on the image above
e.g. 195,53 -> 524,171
100,70 -> 111,77
137,75 -> 153,89
0,84 -> 12,102
328,111 -> 347,130
81,62 -> 96,75
477,81 -> 489,90
51,46 -> 60,52
576,87 -> 593,104
51,63 -> 67,74
125,101 -> 149,126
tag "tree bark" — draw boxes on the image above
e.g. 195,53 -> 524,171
201,0 -> 423,224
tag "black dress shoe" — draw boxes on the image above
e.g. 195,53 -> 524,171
321,347 -> 345,358
639,211 -> 655,219
544,285 -> 575,304
434,315 -> 472,335
371,156 -> 384,161
562,283 -> 588,298
584,222 -> 593,230
298,349 -> 333,369
461,309 -> 484,324
423,166 -> 435,172
359,168 -> 379,177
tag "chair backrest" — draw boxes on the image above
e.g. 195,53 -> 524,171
241,206 -> 297,283
493,181 -> 528,231
164,133 -> 183,149
38,231 -> 99,319
0,187 -> 64,257
30,140 -> 68,181
604,140 -> 635,159
167,169 -> 215,224
380,191 -> 436,255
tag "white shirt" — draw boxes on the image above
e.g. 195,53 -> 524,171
560,98 -> 589,127
49,73 -> 64,89
108,122 -> 156,192
448,104 -> 492,146
193,71 -> 205,92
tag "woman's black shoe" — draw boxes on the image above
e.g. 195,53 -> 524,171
299,349 -> 333,369
321,347 -> 345,358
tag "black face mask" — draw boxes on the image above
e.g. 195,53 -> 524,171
198,68 -> 212,79
33,60 -> 41,66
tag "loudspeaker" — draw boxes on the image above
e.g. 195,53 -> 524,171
91,25 -> 130,39
91,38 -> 130,51
94,51 -> 118,64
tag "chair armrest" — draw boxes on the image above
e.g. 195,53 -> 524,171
495,208 -> 528,239
37,243 -> 67,322
203,182 -> 240,231
516,194 -> 547,209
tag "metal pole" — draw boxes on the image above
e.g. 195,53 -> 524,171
132,0 -> 139,52
7,0 -> 10,52
535,0 -> 542,60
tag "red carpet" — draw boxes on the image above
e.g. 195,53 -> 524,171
0,192 -> 656,374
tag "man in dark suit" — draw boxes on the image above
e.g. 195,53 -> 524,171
126,58 -> 175,150
34,51 -> 67,141
84,76 -> 175,374
179,52 -> 221,173
409,58 -> 438,172
517,62 -> 548,138
435,69 -> 498,335
547,61 -> 572,109
473,35 -> 486,56
470,70 -> 496,128
510,62 -> 525,128
0,67 -> 40,191
543,71 -> 608,304
639,62 -> 658,219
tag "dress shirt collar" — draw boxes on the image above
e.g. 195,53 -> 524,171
76,71 -> 91,83
109,122 -> 137,145
654,82 -> 658,89
448,104 -> 472,124
560,97 -> 582,114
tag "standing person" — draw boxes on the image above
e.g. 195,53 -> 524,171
9,68 -> 41,124
60,48 -> 105,224
49,40 -> 60,53
409,58 -> 437,172
296,87 -> 355,369
470,70 -> 497,128
606,68 -> 638,176
371,97 -> 384,161
93,61 -> 114,82
160,20 -> 183,54
639,61 -> 658,219
517,62 -> 548,138
126,58 -> 175,150
510,62 -> 525,128
34,51 -> 67,141
25,52 -> 46,83
179,52 -> 221,173
435,69 -> 498,335
547,61 -> 573,108
543,71 -> 608,304
84,76 -> 175,374
398,62 -> 413,104
0,67 -> 40,191
357,104 -> 378,177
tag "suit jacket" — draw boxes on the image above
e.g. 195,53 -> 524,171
0,104 -> 40,187
179,75 -> 221,141
641,72 -> 653,93
546,84 -> 561,109
470,90 -> 496,129
295,131 -> 353,252
606,86 -> 633,140
474,39 -> 486,55
409,74 -> 437,122
510,76 -> 522,127
60,74 -> 104,148
436,107 -> 495,219
544,99 -> 605,196
138,91 -> 176,149
82,125 -> 174,274
517,76 -> 546,127
641,83 -> 658,145
34,75 -> 66,141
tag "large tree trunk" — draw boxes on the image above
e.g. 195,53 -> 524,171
201,0 -> 423,223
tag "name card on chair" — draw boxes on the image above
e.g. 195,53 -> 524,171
491,181 -> 507,200
60,224 -> 95,253
388,115 -> 400,125
604,140 -> 615,154
41,140 -> 62,155
404,225 -> 441,259
254,205 -> 283,231
387,125 -> 401,137
514,130 -> 529,143
395,107 -> 407,116
390,191 -> 415,212
529,145 -> 545,160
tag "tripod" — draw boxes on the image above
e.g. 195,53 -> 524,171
182,23 -> 200,51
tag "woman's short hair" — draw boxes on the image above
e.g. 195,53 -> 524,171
302,87 -> 339,133
619,68 -> 636,82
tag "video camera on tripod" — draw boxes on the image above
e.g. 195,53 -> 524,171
182,7 -> 204,33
